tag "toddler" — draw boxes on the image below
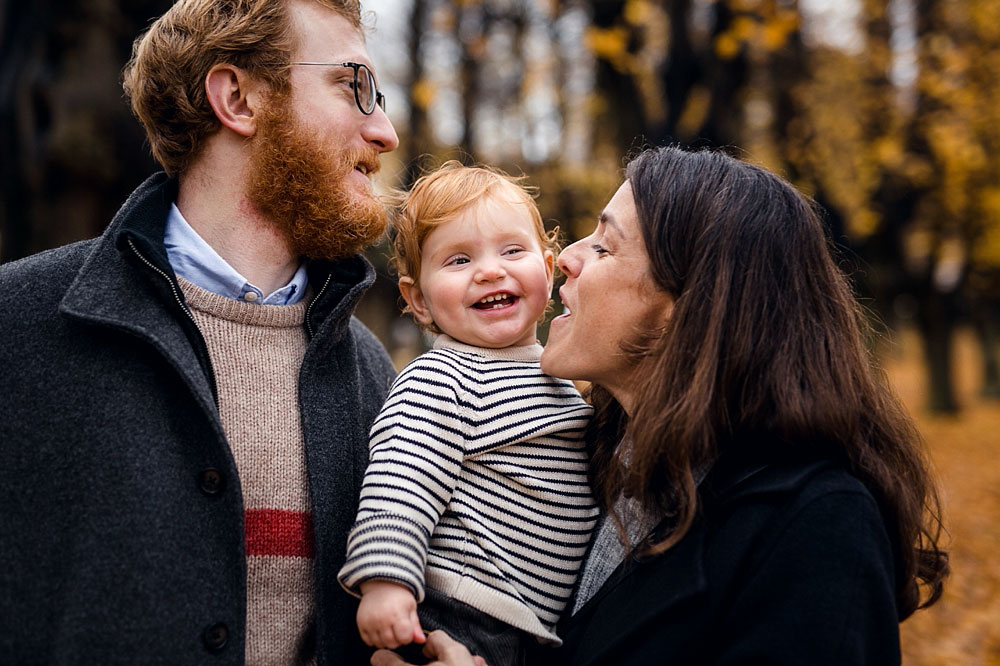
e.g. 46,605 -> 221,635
337,162 -> 598,665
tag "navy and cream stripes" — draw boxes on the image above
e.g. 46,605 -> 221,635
338,335 -> 598,644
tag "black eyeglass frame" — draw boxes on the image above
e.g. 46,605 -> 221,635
290,61 -> 386,115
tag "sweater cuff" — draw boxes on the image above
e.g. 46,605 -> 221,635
337,514 -> 429,602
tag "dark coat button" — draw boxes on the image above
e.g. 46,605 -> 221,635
199,468 -> 224,495
202,623 -> 229,651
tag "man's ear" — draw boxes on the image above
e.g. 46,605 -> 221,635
399,277 -> 434,327
205,64 -> 264,137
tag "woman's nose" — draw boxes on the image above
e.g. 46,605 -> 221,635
557,240 -> 583,278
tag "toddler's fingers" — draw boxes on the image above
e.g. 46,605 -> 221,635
389,614 -> 419,648
380,624 -> 404,649
411,609 -> 426,644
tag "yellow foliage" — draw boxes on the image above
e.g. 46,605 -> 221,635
410,78 -> 436,112
874,136 -> 904,169
715,32 -> 742,60
623,0 -> 655,26
904,227 -> 934,266
676,85 -> 711,140
585,26 -> 632,72
761,19 -> 790,51
731,16 -> 756,42
852,208 -> 880,239
972,188 -> 1000,267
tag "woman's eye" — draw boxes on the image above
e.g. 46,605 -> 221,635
591,244 -> 609,255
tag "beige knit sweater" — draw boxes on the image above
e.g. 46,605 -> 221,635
180,278 -> 316,665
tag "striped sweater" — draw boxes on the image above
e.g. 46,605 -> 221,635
338,335 -> 598,644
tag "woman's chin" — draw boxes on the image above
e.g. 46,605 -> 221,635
539,339 -> 568,377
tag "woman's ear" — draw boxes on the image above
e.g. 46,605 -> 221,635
654,293 -> 675,328
205,64 -> 263,137
399,277 -> 434,327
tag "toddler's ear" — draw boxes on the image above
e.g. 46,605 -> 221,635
544,250 -> 555,289
399,277 -> 435,327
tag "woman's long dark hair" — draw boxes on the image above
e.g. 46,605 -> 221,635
588,145 -> 947,619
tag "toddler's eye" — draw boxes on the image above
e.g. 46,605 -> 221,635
447,256 -> 469,266
503,247 -> 524,256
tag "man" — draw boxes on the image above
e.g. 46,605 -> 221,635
0,0 -> 398,663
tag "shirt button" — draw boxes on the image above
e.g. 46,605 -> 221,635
203,623 -> 229,651
243,292 -> 258,302
198,468 -> 225,495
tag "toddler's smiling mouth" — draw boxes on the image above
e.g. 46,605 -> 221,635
473,292 -> 516,310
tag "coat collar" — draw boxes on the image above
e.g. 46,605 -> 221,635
560,446 -> 832,666
58,172 -> 378,408
59,173 -> 217,413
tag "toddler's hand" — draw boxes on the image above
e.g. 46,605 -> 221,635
357,580 -> 426,649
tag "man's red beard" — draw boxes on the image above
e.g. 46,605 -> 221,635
247,93 -> 387,261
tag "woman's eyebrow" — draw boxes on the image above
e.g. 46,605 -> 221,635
599,211 -> 624,238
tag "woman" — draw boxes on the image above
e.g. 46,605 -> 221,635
374,146 -> 948,666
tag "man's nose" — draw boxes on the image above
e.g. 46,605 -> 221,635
364,106 -> 399,152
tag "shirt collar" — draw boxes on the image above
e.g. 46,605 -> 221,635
163,203 -> 308,305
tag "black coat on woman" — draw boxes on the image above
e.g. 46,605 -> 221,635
551,444 -> 901,666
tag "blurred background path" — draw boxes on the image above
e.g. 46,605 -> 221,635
890,328 -> 1000,665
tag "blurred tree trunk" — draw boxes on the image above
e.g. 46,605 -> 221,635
857,0 -> 909,327
970,290 -> 1000,398
659,0 -> 699,143
903,0 -> 960,412
589,0 -> 646,152
910,0 -> 961,413
402,0 -> 432,187
765,1 -> 847,252
1,0 -> 168,264
456,8 -> 480,162
697,0 -> 748,148
0,0 -> 47,262
767,0 -> 806,181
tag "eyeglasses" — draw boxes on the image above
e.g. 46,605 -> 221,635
290,61 -> 386,115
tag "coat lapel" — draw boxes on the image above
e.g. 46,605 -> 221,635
58,174 -> 218,422
561,519 -> 708,666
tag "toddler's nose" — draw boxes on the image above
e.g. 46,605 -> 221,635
475,261 -> 507,283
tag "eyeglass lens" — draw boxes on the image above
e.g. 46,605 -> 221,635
355,64 -> 379,114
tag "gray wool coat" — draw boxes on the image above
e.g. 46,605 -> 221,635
0,173 -> 396,665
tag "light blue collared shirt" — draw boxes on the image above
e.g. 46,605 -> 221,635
163,204 -> 308,305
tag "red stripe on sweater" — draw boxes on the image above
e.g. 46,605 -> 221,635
245,509 -> 315,558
